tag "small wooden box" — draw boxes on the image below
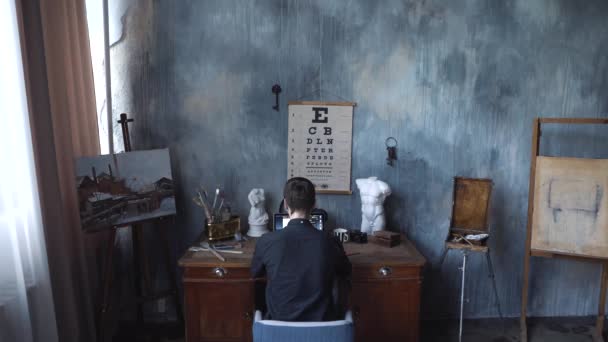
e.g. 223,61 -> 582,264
370,230 -> 401,247
206,216 -> 240,241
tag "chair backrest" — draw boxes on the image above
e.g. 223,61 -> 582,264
253,311 -> 354,342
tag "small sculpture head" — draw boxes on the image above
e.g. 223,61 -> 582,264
248,188 -> 265,207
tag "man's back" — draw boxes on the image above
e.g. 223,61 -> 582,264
251,219 -> 351,321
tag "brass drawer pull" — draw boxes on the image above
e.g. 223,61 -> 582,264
213,267 -> 227,277
379,267 -> 392,277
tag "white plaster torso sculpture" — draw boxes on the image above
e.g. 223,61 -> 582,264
247,188 -> 269,237
356,177 -> 392,233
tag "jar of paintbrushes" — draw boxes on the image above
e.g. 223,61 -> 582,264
193,186 -> 240,241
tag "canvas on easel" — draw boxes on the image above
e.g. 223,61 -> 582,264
521,118 -> 608,342
532,156 -> 608,259
74,148 -> 176,231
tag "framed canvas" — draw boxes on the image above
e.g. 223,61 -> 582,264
74,148 -> 176,231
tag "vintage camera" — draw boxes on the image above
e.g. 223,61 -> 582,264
349,230 -> 368,244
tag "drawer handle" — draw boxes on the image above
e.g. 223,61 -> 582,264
243,311 -> 252,321
213,267 -> 227,277
379,266 -> 392,277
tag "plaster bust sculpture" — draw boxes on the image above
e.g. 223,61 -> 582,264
356,177 -> 392,233
247,188 -> 269,237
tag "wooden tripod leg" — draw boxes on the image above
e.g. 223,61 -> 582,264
486,252 -> 503,320
132,224 -> 144,326
596,261 -> 608,342
459,250 -> 468,342
521,118 -> 540,342
141,234 -> 152,297
98,228 -> 117,342
161,216 -> 184,323
521,250 -> 531,342
438,247 -> 449,270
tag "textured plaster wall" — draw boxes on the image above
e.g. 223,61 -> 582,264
108,0 -> 608,318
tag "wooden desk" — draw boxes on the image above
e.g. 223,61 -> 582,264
179,237 -> 426,342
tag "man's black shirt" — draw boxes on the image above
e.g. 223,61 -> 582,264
251,218 -> 351,322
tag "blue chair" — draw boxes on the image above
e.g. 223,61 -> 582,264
252,311 -> 354,342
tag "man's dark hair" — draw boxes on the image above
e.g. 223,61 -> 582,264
283,177 -> 316,214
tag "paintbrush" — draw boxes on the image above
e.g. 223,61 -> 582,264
217,195 -> 225,219
211,187 -> 220,212
195,191 -> 212,221
201,188 -> 209,203
200,185 -> 210,206
201,241 -> 225,262
189,246 -> 243,254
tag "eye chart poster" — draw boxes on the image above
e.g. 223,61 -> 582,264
287,101 -> 354,194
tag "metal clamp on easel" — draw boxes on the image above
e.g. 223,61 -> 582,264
437,177 -> 504,342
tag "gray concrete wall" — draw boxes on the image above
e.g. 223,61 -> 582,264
109,0 -> 608,318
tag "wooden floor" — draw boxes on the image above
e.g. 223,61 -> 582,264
111,316 -> 603,341
422,317 -> 601,342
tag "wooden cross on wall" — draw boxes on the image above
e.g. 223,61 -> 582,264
117,113 -> 134,152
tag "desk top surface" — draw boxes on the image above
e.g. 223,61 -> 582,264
179,234 -> 426,268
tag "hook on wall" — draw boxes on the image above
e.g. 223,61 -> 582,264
272,84 -> 282,111
386,137 -> 397,166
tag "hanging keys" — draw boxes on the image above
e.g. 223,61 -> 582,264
272,84 -> 282,111
385,137 -> 397,166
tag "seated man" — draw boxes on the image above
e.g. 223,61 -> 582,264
251,177 -> 352,321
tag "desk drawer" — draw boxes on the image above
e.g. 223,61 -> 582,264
184,278 -> 255,341
352,265 -> 421,281
184,266 -> 251,281
351,278 -> 421,342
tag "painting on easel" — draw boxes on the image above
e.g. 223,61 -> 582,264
531,156 -> 608,259
74,148 -> 176,231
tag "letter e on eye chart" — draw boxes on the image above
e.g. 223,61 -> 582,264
287,102 -> 354,194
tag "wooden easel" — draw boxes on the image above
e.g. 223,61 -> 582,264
521,117 -> 608,342
96,113 -> 183,342
438,177 -> 503,342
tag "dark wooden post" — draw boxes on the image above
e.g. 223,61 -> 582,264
520,118 -> 540,342
117,113 -> 134,152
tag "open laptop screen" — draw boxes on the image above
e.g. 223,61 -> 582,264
273,213 -> 324,231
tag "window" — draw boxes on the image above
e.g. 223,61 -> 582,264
0,1 -> 58,341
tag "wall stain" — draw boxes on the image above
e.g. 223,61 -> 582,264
442,49 -> 467,86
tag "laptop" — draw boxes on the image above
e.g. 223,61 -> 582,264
273,213 -> 324,231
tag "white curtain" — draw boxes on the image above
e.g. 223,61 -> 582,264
0,1 -> 58,341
